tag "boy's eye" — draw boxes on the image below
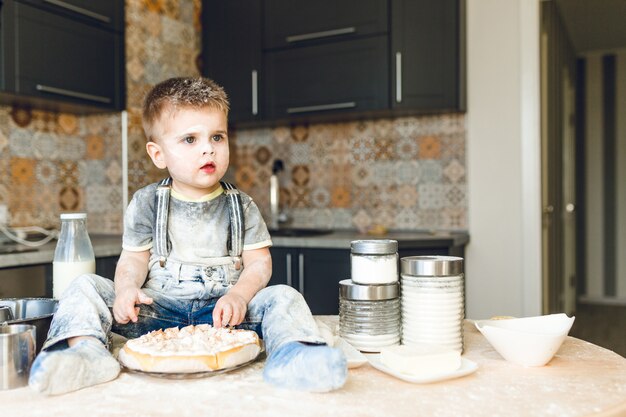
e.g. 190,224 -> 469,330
212,134 -> 224,142
183,136 -> 195,144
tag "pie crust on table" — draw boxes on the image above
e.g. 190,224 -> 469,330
118,324 -> 261,373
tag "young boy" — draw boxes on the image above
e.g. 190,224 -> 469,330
29,77 -> 347,395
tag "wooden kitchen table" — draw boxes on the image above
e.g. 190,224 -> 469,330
2,317 -> 625,417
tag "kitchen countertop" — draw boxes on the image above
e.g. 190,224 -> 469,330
0,235 -> 123,269
0,230 -> 469,269
1,317 -> 625,417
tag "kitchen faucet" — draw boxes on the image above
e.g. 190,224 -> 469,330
269,159 -> 284,230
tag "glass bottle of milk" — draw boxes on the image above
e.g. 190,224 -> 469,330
53,213 -> 96,299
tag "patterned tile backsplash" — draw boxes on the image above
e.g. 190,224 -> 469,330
0,0 -> 466,234
232,115 -> 467,232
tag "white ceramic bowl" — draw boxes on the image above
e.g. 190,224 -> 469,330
474,313 -> 575,367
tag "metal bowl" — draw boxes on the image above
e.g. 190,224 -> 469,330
0,298 -> 58,353
0,306 -> 13,322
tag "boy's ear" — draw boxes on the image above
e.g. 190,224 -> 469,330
146,141 -> 167,169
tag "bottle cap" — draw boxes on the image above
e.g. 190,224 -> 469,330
60,213 -> 87,220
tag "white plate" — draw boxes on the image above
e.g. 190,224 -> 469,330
365,354 -> 477,384
334,337 -> 368,368
342,336 -> 401,352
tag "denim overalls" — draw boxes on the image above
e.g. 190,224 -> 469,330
42,181 -> 325,356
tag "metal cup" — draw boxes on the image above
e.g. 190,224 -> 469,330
0,324 -> 36,390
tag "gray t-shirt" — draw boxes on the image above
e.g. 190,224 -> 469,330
123,182 -> 272,276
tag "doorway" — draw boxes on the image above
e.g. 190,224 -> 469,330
542,0 -> 626,357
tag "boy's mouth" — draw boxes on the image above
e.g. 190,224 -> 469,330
200,162 -> 216,174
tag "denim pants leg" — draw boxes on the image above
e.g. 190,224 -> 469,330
244,284 -> 326,355
43,273 -> 212,349
43,274 -> 117,350
44,273 -> 325,357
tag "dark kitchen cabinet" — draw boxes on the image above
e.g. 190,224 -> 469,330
16,0 -> 124,31
391,0 -> 465,111
263,0 -> 387,50
269,247 -> 350,315
201,0 -> 464,125
95,256 -> 119,281
0,0 -> 125,112
265,36 -> 388,120
269,235 -> 467,315
202,0 -> 262,124
263,0 -> 389,121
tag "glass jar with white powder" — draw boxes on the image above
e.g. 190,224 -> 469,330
350,239 -> 398,284
338,279 -> 401,352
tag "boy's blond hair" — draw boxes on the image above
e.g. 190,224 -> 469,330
142,77 -> 230,142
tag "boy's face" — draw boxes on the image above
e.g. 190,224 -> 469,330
146,106 -> 229,199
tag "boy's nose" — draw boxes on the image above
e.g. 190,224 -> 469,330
202,140 -> 216,155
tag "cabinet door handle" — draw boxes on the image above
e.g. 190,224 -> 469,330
43,0 -> 111,23
36,84 -> 112,104
286,253 -> 292,287
251,70 -> 258,116
286,26 -> 356,43
395,52 -> 402,103
298,253 -> 304,295
287,102 -> 356,114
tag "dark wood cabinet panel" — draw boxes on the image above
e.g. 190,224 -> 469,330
300,248 -> 350,315
391,0 -> 464,111
0,0 -> 125,112
202,0 -> 262,123
265,36 -> 389,120
17,0 -> 124,31
268,247 -> 293,288
269,246 -> 350,315
95,256 -> 119,281
264,0 -> 387,50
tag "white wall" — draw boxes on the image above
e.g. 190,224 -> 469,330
465,0 -> 542,319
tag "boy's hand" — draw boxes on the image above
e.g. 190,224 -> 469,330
213,292 -> 248,328
113,287 -> 153,324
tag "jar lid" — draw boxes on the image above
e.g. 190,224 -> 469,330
339,279 -> 399,300
60,213 -> 87,220
351,239 -> 398,255
401,256 -> 464,276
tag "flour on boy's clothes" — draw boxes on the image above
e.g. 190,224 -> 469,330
123,183 -> 272,280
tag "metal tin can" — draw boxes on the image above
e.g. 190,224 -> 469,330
400,256 -> 465,352
0,324 -> 36,390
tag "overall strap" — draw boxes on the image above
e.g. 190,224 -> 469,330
153,178 -> 245,269
220,181 -> 244,270
154,177 -> 172,267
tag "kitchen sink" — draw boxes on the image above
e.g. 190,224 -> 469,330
269,228 -> 333,237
